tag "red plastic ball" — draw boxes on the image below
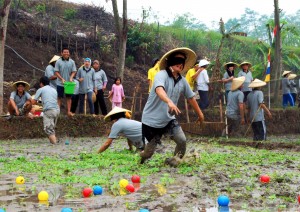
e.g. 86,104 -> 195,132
297,195 -> 300,203
125,184 -> 135,193
82,188 -> 93,198
131,175 -> 141,183
260,175 -> 270,183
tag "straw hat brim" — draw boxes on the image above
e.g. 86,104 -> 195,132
231,76 -> 246,91
282,70 -> 292,77
159,47 -> 196,73
224,62 -> 239,69
288,74 -> 297,80
248,79 -> 267,88
12,81 -> 30,91
104,107 -> 132,121
239,62 -> 252,69
49,55 -> 60,64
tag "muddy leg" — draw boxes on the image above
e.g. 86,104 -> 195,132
173,126 -> 186,158
140,136 -> 159,164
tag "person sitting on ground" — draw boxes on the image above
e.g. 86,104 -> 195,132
7,81 -> 32,118
45,55 -> 60,89
247,79 -> 272,141
219,62 -> 238,104
281,70 -> 295,108
226,76 -> 246,136
32,76 -> 60,144
97,107 -> 145,153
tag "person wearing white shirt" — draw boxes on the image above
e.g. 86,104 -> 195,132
194,59 -> 210,110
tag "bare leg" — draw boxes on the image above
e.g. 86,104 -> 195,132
49,134 -> 57,144
7,101 -> 15,115
66,97 -> 73,116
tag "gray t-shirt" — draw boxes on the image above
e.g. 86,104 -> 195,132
238,70 -> 253,92
226,90 -> 244,120
77,67 -> 96,94
45,65 -> 57,89
282,78 -> 291,94
34,85 -> 59,111
247,90 -> 264,122
109,118 -> 143,148
142,70 -> 195,128
54,58 -> 77,87
10,91 -> 31,108
223,72 -> 233,91
94,69 -> 108,90
290,79 -> 297,94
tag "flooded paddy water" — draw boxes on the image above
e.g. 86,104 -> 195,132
0,135 -> 300,211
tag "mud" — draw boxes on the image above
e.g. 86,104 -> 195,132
0,135 -> 300,211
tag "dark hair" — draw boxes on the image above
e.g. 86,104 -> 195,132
114,77 -> 122,84
61,47 -> 70,53
110,112 -> 125,121
16,82 -> 26,87
40,76 -> 50,86
151,58 -> 159,67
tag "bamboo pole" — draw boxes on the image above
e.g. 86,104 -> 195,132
185,99 -> 190,123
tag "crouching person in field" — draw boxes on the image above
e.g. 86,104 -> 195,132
226,76 -> 246,136
247,79 -> 272,141
97,107 -> 145,153
32,76 -> 60,144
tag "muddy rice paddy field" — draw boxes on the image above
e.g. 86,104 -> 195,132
0,135 -> 300,212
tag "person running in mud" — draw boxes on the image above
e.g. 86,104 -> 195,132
7,81 -> 32,119
54,47 -> 77,116
226,76 -> 246,136
247,79 -> 272,141
238,61 -> 253,102
140,47 -> 204,164
97,107 -> 145,153
32,76 -> 60,144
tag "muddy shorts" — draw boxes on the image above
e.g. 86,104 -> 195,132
43,109 -> 60,136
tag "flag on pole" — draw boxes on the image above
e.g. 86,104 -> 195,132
271,25 -> 278,43
264,48 -> 271,82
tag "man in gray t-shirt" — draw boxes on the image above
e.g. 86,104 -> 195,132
141,48 -> 204,164
247,79 -> 272,141
45,55 -> 60,89
238,62 -> 253,102
33,76 -> 60,144
97,107 -> 144,153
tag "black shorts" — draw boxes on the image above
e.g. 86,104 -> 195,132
57,85 -> 72,98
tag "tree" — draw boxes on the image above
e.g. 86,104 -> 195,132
111,0 -> 128,81
272,0 -> 282,104
0,0 -> 12,114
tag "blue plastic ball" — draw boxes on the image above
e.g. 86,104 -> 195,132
61,208 -> 72,212
93,185 -> 103,195
139,209 -> 150,212
0,209 -> 5,212
217,195 -> 230,206
219,206 -> 229,212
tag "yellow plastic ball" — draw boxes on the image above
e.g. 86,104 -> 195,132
16,176 -> 25,184
119,179 -> 129,188
38,191 -> 49,201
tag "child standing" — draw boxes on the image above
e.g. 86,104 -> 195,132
108,77 -> 125,108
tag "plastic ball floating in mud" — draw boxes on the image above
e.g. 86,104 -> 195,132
61,208 -> 73,212
16,176 -> 25,184
82,187 -> 93,198
217,195 -> 230,207
119,179 -> 129,188
65,140 -> 70,145
125,184 -> 135,193
139,209 -> 149,212
38,190 -> 49,201
260,175 -> 270,183
131,175 -> 141,183
93,185 -> 103,195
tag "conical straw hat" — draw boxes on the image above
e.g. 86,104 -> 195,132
231,76 -> 245,91
248,79 -> 267,88
239,61 -> 252,69
288,73 -> 296,80
49,55 -> 60,64
223,62 -> 238,69
104,107 -> 132,121
282,70 -> 291,77
12,81 -> 30,91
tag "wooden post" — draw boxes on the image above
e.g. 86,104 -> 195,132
219,98 -> 223,122
185,99 -> 190,123
84,94 -> 87,115
139,92 -> 142,112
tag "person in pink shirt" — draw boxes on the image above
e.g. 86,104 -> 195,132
108,77 -> 125,108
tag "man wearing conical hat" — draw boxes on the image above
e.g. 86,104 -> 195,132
7,81 -> 32,119
288,73 -> 298,106
238,62 -> 253,102
247,79 -> 272,141
141,47 -> 204,164
97,107 -> 144,153
226,76 -> 246,135
281,71 -> 295,108
45,55 -> 60,89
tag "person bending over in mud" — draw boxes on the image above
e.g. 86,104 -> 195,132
140,47 -> 204,164
97,107 -> 145,153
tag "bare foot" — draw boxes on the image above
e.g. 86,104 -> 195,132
67,112 -> 74,117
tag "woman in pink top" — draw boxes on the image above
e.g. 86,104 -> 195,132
108,77 -> 125,108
